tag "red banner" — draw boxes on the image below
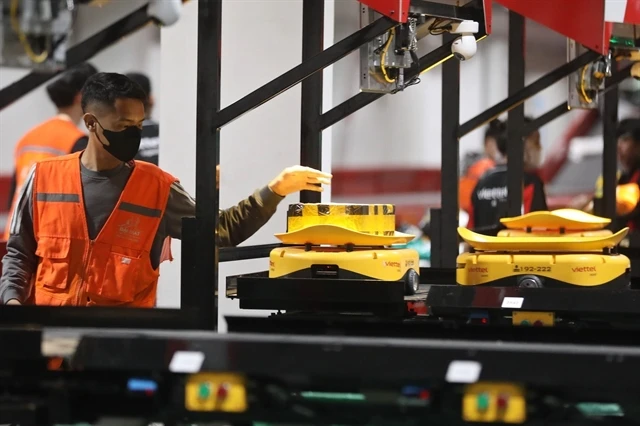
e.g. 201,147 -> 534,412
496,0 -> 610,54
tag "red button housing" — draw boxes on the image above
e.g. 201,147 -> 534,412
496,394 -> 509,410
217,383 -> 230,400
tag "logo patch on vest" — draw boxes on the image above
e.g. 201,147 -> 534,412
118,217 -> 142,243
121,257 -> 132,265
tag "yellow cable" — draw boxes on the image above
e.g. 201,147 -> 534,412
10,0 -> 50,64
380,28 -> 396,83
579,65 -> 592,104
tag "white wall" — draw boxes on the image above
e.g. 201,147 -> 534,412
0,0 -> 161,174
157,0 -> 334,332
331,1 -> 578,169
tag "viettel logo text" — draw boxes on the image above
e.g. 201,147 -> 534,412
572,266 -> 596,273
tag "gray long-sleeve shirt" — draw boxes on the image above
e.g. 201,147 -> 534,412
0,161 -> 283,304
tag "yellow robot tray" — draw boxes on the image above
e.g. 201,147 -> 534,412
275,224 -> 415,246
459,226 -> 628,252
500,209 -> 610,231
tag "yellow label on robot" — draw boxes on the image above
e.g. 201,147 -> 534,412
458,227 -> 628,252
286,203 -> 396,236
500,209 -> 610,231
463,382 -> 526,424
185,373 -> 247,413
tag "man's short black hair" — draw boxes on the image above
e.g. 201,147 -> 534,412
125,72 -> 151,96
46,62 -> 98,109
496,116 -> 536,156
81,72 -> 148,113
617,118 -> 640,144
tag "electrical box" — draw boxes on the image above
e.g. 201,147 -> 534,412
184,372 -> 248,413
463,382 -> 526,424
512,311 -> 555,327
359,6 -> 414,94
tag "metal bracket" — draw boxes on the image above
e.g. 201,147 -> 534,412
567,39 -> 603,109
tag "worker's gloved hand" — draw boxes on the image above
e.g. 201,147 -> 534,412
269,166 -> 332,197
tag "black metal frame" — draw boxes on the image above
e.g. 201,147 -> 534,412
430,14 -> 636,266
0,0 -> 633,331
0,4 -> 153,111
300,0 -> 325,203
506,11 -> 525,217
213,2 -> 636,311
437,32 -> 461,269
210,1 -> 487,320
599,61 -> 620,221
0,0 -> 486,331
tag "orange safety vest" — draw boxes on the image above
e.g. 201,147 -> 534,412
459,158 -> 496,213
4,117 -> 85,240
32,152 -> 176,307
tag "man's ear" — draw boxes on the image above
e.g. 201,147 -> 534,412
83,113 -> 97,132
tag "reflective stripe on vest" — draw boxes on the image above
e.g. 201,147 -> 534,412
32,152 -> 176,307
16,145 -> 67,158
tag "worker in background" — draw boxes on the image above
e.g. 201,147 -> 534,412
467,121 -> 547,233
3,63 -> 98,241
0,72 -> 331,306
459,119 -> 505,213
125,72 -> 159,165
575,118 -> 640,229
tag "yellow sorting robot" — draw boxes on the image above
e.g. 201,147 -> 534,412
457,209 -> 630,289
269,203 -> 421,295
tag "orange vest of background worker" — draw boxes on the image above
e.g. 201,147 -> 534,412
459,157 -> 495,212
4,118 -> 85,241
3,62 -> 98,241
32,152 -> 176,307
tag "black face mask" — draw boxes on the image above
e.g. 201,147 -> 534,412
95,119 -> 142,162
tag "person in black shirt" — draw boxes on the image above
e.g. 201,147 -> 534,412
468,120 -> 548,233
586,118 -> 640,230
126,72 -> 160,165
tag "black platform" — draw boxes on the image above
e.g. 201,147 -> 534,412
426,284 -> 640,323
2,326 -> 640,425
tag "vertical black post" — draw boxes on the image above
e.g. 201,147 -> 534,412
182,0 -> 222,330
602,62 -> 619,222
300,0 -> 324,203
429,209 -> 443,268
440,33 -> 460,268
506,11 -> 525,217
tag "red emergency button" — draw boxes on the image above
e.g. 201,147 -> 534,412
496,394 -> 509,410
533,320 -> 543,327
217,382 -> 230,400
